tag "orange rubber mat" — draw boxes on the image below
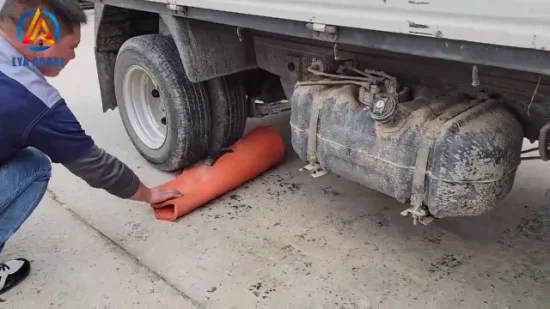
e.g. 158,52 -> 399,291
151,125 -> 285,221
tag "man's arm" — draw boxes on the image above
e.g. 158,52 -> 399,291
63,145 -> 181,203
24,99 -> 181,203
63,144 -> 140,199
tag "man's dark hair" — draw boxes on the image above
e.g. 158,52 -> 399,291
0,0 -> 87,33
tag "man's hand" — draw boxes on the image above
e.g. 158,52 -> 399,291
148,188 -> 183,204
131,182 -> 182,204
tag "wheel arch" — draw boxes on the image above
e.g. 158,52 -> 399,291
94,4 -> 257,112
94,4 -> 158,112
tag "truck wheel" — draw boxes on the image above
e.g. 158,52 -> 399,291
206,75 -> 247,154
114,34 -> 210,171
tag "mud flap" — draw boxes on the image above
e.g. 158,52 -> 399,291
159,15 -> 256,83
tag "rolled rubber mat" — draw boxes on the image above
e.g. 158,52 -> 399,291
151,125 -> 285,221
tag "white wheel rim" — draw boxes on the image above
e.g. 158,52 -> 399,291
122,65 -> 167,150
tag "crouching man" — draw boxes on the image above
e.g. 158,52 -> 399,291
0,0 -> 181,294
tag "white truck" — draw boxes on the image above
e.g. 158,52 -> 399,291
91,0 -> 550,224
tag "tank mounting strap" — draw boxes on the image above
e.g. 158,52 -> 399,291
539,123 -> 550,161
410,98 -> 485,209
400,206 -> 435,226
305,88 -> 328,177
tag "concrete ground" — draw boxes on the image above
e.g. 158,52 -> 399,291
2,11 -> 550,309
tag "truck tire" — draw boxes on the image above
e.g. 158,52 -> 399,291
206,75 -> 247,155
114,34 -> 210,172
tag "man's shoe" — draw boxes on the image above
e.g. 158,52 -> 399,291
0,259 -> 31,294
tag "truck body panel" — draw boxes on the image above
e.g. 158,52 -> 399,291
158,0 -> 550,51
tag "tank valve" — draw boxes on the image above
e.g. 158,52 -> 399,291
371,96 -> 398,123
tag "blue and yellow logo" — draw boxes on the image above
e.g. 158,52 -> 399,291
17,8 -> 60,52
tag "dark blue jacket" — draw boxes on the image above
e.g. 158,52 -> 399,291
0,35 -> 94,165
0,35 -> 140,198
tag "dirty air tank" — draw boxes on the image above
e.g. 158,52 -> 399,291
290,70 -> 523,223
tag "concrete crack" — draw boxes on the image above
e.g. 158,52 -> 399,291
45,189 -> 204,309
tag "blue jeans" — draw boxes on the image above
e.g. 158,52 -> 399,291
0,148 -> 51,254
